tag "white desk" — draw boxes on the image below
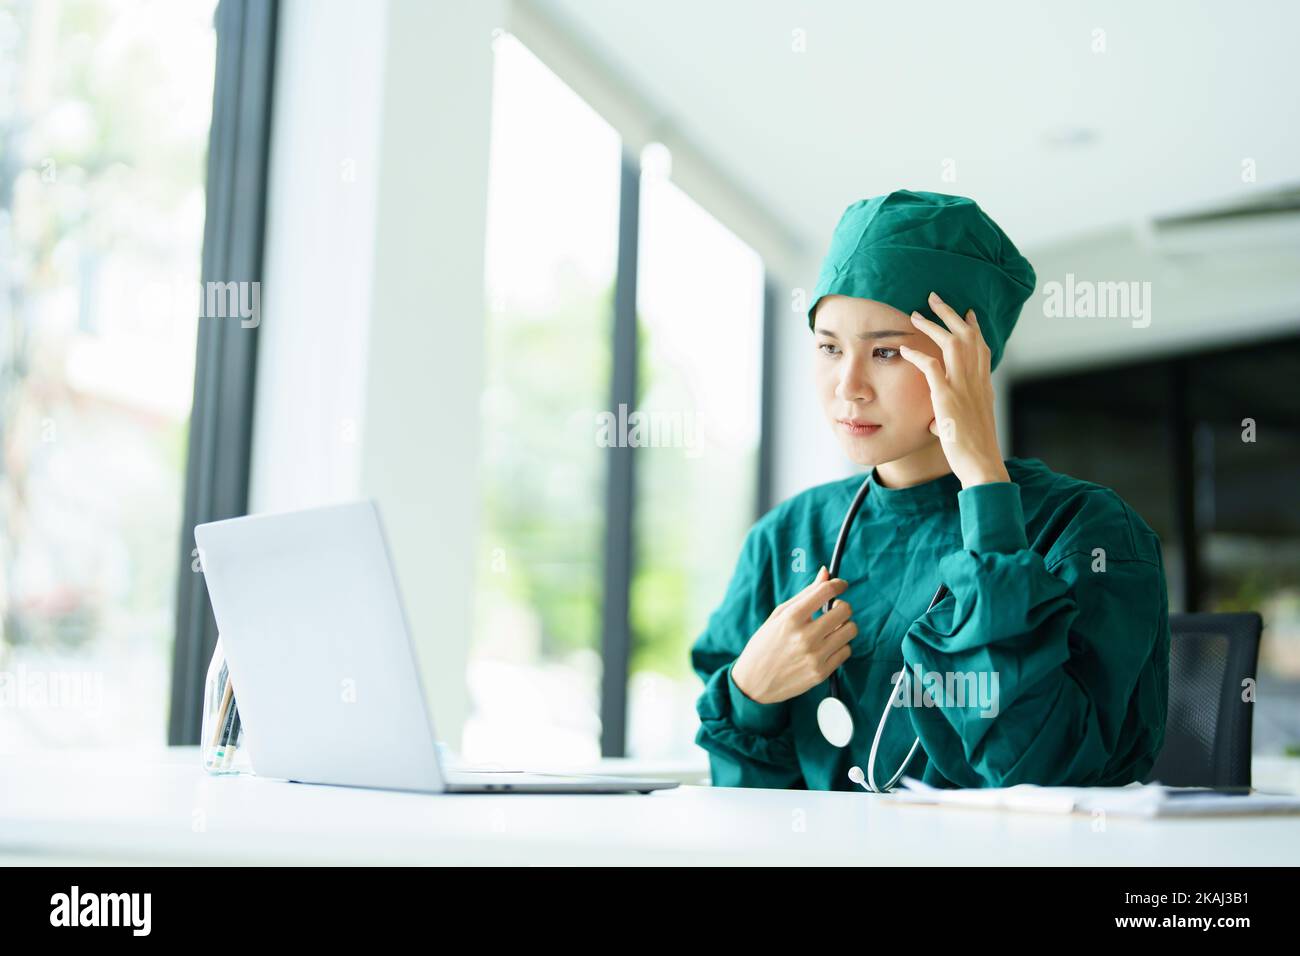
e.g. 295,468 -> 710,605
2,748 -> 1299,865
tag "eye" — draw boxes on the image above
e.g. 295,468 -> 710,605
874,347 -> 900,361
818,342 -> 840,356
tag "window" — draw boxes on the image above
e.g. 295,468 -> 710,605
0,0 -> 218,749
468,33 -> 621,764
628,161 -> 765,758
470,34 -> 769,763
1010,335 -> 1300,756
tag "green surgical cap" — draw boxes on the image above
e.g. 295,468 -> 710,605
807,190 -> 1036,371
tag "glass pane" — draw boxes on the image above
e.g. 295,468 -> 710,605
0,0 -> 217,750
1009,363 -> 1182,606
466,33 -> 621,764
1011,362 -> 1175,538
1188,339 -> 1300,755
628,162 -> 764,759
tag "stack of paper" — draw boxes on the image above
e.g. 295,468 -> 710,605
888,776 -> 1300,817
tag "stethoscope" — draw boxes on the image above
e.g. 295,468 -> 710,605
814,471 -> 949,793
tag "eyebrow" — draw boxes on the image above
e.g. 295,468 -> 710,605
814,329 -> 918,340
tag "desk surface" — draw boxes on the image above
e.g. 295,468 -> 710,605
2,749 -> 1299,865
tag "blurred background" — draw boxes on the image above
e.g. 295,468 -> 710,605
2,0 -> 1297,774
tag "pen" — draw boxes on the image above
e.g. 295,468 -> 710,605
219,701 -> 242,770
214,680 -> 240,766
210,669 -> 234,750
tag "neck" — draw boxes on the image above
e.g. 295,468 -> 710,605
872,440 -> 955,489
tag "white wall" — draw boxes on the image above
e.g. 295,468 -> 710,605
1002,226 -> 1300,378
251,0 -> 384,512
358,0 -> 501,754
252,0 -> 504,751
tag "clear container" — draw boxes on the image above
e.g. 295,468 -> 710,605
201,636 -> 249,774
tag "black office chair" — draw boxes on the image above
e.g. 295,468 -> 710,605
1143,612 -> 1262,788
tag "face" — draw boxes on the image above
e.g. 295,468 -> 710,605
812,294 -> 946,467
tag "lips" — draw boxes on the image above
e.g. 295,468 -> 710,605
838,419 -> 882,436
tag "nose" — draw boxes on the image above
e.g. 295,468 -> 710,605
834,352 -> 875,404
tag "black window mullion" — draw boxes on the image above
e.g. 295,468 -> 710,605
756,274 -> 777,518
1170,357 -> 1201,612
168,0 -> 277,746
599,149 -> 640,758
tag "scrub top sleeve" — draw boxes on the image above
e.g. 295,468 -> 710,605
957,479 -> 1028,554
726,660 -> 789,734
901,483 -> 1170,788
690,521 -> 807,790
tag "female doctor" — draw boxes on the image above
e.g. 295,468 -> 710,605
690,190 -> 1171,791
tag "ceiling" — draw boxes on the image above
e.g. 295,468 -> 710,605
530,0 -> 1300,257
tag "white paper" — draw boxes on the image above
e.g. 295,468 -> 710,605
887,776 -> 1300,817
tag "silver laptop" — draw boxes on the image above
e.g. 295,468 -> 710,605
194,500 -> 678,795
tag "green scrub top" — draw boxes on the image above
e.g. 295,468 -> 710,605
690,456 -> 1170,791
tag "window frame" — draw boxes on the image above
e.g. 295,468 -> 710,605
168,0 -> 278,746
598,149 -> 776,756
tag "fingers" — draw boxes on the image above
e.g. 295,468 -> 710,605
898,339 -> 945,391
774,565 -> 827,614
819,614 -> 858,654
915,292 -> 992,371
808,596 -> 853,638
967,308 -> 992,365
951,303 -> 990,362
908,311 -> 959,379
907,310 -> 949,352
910,290 -> 984,364
820,641 -> 853,677
925,290 -> 972,339
787,567 -> 848,620
915,317 -> 967,385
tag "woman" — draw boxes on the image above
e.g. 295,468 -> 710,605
690,190 -> 1170,791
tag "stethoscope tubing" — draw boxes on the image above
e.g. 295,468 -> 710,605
821,471 -> 950,792
822,474 -> 873,699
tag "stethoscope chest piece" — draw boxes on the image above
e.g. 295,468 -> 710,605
816,695 -> 854,748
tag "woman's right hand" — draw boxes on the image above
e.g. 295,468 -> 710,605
730,566 -> 857,706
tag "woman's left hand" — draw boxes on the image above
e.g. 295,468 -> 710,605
897,290 -> 1011,489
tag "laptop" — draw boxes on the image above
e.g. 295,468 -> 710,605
194,500 -> 678,795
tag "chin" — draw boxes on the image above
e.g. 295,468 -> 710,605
835,432 -> 927,468
836,439 -> 888,467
